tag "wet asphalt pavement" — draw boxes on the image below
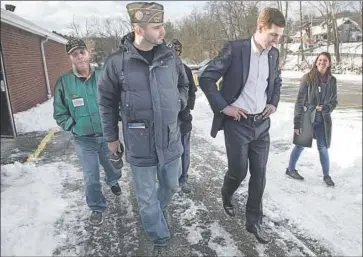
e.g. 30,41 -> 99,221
2,77 -> 358,255
8,129 -> 333,257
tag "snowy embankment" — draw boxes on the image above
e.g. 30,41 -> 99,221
192,91 -> 362,256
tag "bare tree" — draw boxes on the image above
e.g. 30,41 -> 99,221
68,15 -> 94,38
164,21 -> 179,43
174,4 -> 227,62
67,14 -> 131,64
68,15 -> 81,38
276,1 -> 289,66
174,1 -> 260,62
355,1 -> 362,25
308,1 -> 343,62
298,1 -> 308,68
67,15 -> 95,49
344,1 -> 362,25
328,1 -> 341,63
208,1 -> 259,41
92,16 -> 131,51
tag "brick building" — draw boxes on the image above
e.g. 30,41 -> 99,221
1,7 -> 70,137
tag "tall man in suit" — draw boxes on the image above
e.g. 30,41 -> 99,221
199,8 -> 285,244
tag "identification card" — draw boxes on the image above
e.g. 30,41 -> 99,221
72,98 -> 84,107
128,122 -> 146,129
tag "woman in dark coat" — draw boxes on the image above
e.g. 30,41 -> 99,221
286,52 -> 338,187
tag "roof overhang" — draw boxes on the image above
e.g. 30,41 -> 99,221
1,8 -> 68,45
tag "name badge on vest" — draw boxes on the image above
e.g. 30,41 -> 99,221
128,122 -> 146,129
72,98 -> 84,107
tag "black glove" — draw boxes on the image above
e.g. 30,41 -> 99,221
179,107 -> 192,122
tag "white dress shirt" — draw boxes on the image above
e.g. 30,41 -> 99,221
231,36 -> 269,114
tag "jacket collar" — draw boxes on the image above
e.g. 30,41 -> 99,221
72,64 -> 95,81
120,32 -> 174,64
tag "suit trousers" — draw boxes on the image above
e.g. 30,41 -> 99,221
222,116 -> 270,228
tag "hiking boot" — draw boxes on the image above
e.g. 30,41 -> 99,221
324,175 -> 335,187
152,245 -> 167,257
89,211 -> 103,226
180,181 -> 191,193
285,168 -> 304,180
110,182 -> 121,196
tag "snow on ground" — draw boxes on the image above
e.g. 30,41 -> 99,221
14,98 -> 57,133
192,91 -> 362,256
283,54 -> 362,74
172,195 -> 244,256
2,72 -> 362,256
12,70 -> 362,135
1,159 -> 138,256
287,42 -> 362,55
282,70 -> 363,82
1,161 -> 80,256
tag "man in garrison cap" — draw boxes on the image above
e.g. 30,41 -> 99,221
97,2 -> 189,255
53,38 -> 124,226
127,1 -> 164,23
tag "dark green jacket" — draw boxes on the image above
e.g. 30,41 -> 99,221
53,67 -> 103,137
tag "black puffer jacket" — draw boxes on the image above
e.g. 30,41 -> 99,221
98,32 -> 189,166
179,63 -> 197,134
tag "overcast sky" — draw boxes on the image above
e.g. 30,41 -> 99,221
1,1 -> 330,36
1,1 -> 207,34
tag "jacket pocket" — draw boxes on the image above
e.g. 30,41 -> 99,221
125,126 -> 151,158
72,116 -> 96,136
168,121 -> 180,148
73,105 -> 89,118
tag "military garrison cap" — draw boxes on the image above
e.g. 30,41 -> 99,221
66,38 -> 87,54
168,39 -> 182,52
126,2 -> 164,23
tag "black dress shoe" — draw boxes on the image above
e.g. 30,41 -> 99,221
246,224 -> 271,244
223,201 -> 236,217
221,189 -> 236,217
110,182 -> 121,196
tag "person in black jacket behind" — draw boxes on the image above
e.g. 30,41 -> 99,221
168,39 -> 197,193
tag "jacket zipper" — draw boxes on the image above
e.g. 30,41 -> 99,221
83,81 -> 97,135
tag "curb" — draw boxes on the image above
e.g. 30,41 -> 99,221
25,127 -> 60,163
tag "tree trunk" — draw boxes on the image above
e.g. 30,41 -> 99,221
325,4 -> 331,53
330,2 -> 340,63
278,1 -> 286,66
281,1 -> 289,66
299,1 -> 306,68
